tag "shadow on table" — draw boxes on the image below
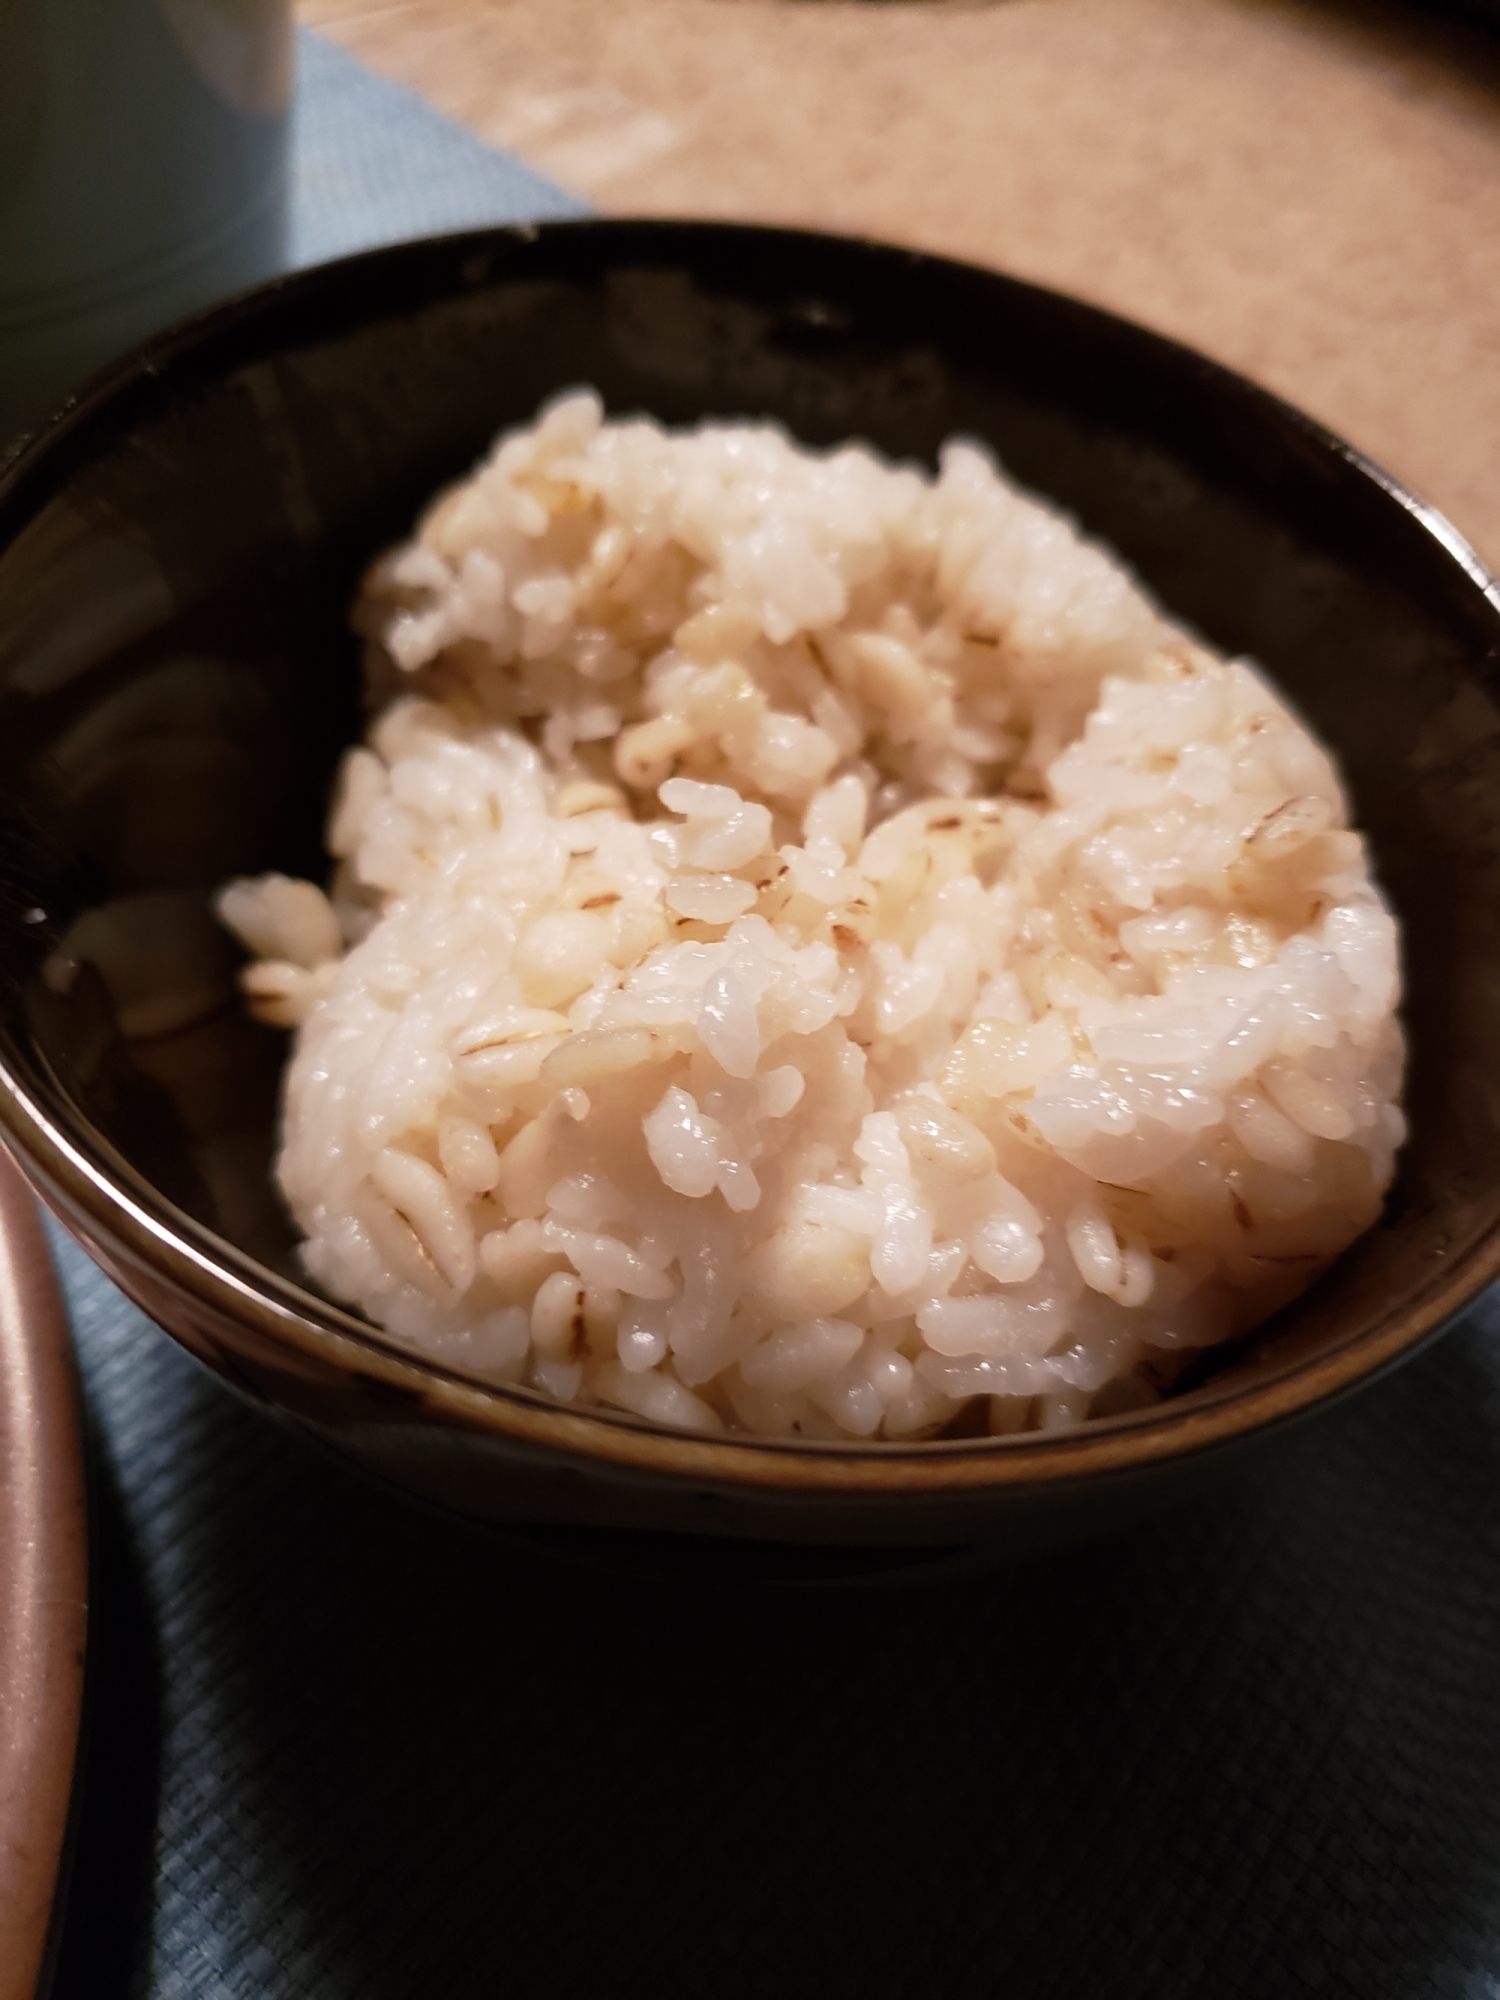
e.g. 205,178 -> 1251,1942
50,1447 -> 162,2000
54,1287 -> 1500,2000
1300,0 -> 1500,70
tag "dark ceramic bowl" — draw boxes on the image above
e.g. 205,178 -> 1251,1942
2,220 -> 1499,1565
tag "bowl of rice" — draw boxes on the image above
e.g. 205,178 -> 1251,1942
2,220 -> 1499,1563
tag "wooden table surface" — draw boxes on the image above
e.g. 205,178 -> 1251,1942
297,0 -> 1500,573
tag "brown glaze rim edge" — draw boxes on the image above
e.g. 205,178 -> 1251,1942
2,1061 -> 1494,1498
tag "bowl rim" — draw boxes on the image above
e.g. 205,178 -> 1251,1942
4,213 -> 1500,1497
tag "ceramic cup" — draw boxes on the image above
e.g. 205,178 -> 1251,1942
0,0 -> 292,448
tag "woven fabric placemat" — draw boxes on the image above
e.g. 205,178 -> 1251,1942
43,31 -> 1500,2000
288,28 -> 585,267
47,1220 -> 1500,2000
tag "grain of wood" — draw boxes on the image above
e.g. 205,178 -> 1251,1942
296,0 -> 1500,569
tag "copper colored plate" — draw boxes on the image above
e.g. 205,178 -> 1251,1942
0,1148 -> 87,2000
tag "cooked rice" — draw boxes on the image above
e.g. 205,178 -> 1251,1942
217,390 -> 1405,1440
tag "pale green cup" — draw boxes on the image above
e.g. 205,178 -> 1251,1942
0,0 -> 293,447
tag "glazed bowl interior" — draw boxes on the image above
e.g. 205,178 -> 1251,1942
2,220 -> 1500,1542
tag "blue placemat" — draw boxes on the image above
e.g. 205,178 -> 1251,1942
48,1212 -> 1500,2000
44,32 -> 1500,2000
288,31 -> 586,267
